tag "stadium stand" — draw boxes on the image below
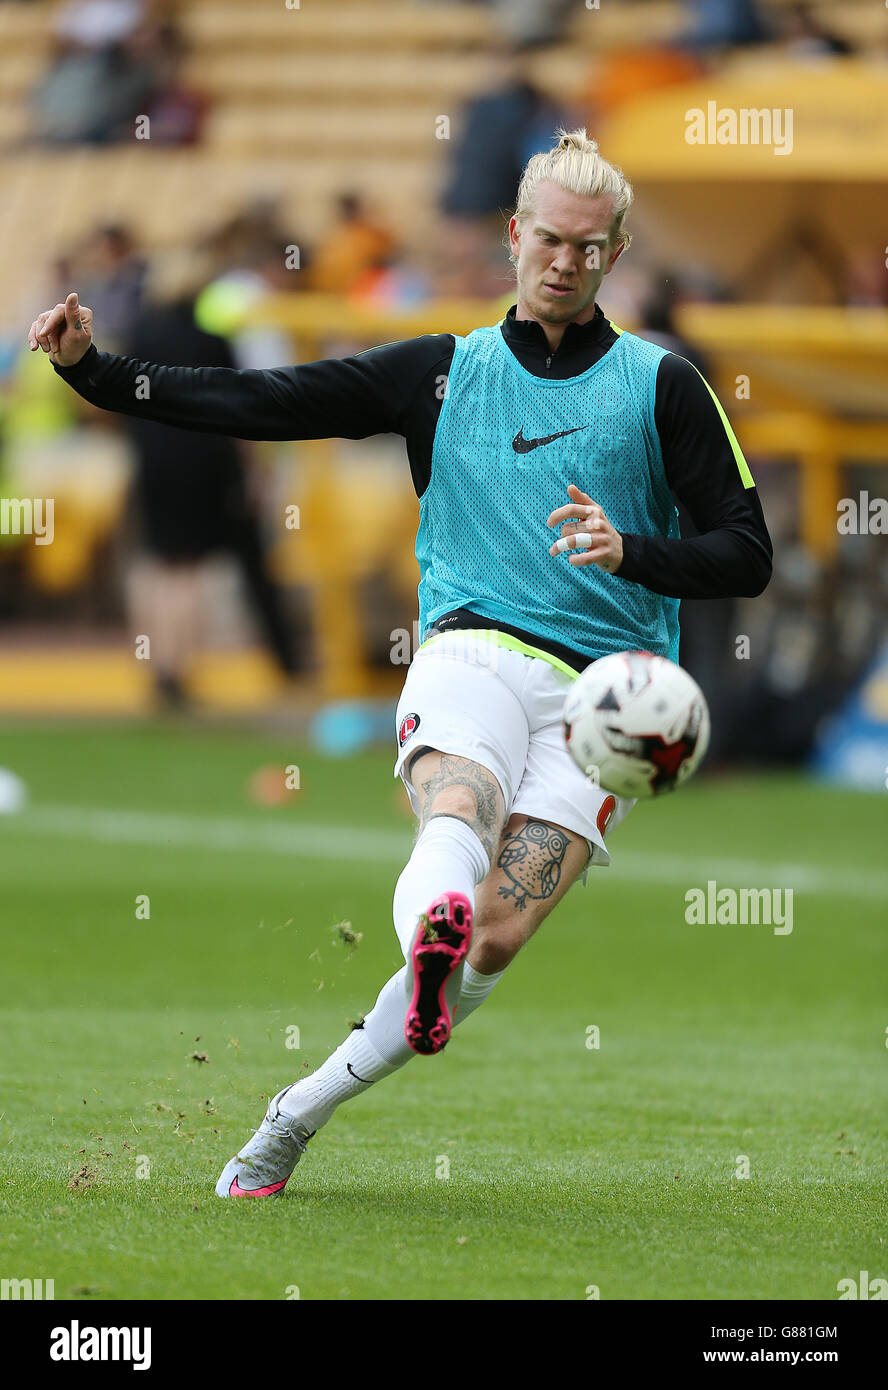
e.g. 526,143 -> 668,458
1,0 -> 886,716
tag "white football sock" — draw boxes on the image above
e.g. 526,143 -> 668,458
453,960 -> 504,1024
279,816 -> 493,1131
277,1023 -> 400,1130
392,815 -> 490,960
360,965 -> 415,1065
279,955 -> 508,1131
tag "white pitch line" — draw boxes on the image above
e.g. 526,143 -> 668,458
6,803 -> 888,900
13,804 -> 410,862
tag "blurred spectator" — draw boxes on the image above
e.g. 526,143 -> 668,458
677,0 -> 772,51
485,0 -> 573,48
134,19 -> 207,145
123,268 -> 307,708
778,3 -> 855,58
581,46 -> 703,131
636,275 -> 739,726
30,36 -> 153,145
309,193 -> 397,297
441,44 -> 573,220
198,198 -> 313,368
201,197 -> 310,282
636,273 -> 710,371
425,0 -> 572,47
30,3 -> 204,147
439,43 -> 575,295
347,253 -> 432,311
713,548 -> 847,764
53,0 -> 145,49
73,225 -> 148,351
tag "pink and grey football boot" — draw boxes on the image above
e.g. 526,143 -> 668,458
405,891 -> 473,1056
215,1085 -> 313,1198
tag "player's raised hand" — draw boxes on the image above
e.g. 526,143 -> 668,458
27,291 -> 93,367
547,483 -> 623,573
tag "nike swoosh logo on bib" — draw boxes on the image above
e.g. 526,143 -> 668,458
512,426 -> 588,453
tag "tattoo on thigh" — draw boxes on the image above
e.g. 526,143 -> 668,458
496,820 -> 569,911
416,753 -> 501,859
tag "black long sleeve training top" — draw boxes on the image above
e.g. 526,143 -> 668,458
55,302 -> 772,670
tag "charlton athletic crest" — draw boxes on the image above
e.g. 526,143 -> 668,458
398,713 -> 420,747
596,795 -> 617,836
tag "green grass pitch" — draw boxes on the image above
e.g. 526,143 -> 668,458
0,719 -> 884,1301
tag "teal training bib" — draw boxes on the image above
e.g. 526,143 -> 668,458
416,323 -> 680,662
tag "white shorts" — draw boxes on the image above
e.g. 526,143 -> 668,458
393,630 -> 634,868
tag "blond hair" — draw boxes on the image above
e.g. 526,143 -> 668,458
510,128 -> 633,263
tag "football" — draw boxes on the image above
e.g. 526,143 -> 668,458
563,650 -> 710,798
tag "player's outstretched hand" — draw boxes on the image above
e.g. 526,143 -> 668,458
27,292 -> 93,367
547,483 -> 623,573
